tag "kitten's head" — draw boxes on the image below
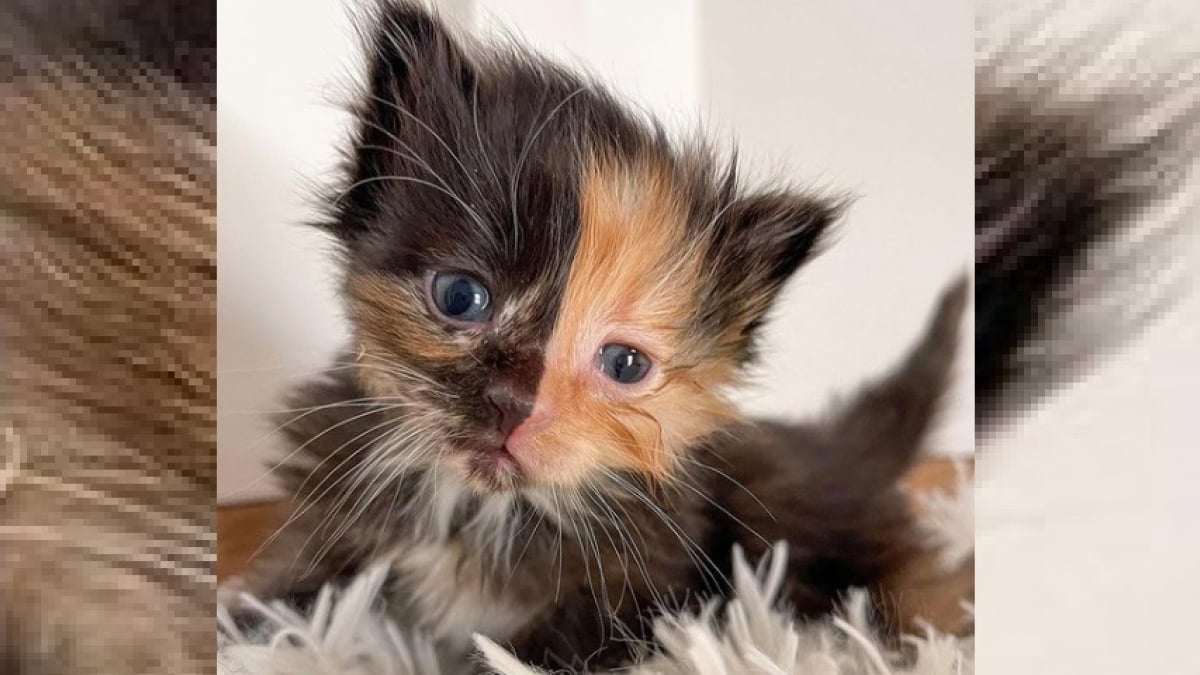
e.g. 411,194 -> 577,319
324,2 -> 839,494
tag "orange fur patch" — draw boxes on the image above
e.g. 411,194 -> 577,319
515,155 -> 740,485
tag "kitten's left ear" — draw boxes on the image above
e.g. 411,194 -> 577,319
723,191 -> 841,288
706,190 -> 843,341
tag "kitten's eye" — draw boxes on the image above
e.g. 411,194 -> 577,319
431,272 -> 492,323
597,343 -> 651,384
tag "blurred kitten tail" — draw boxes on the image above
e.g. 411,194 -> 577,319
974,24 -> 1200,430
819,275 -> 969,492
761,275 -> 970,634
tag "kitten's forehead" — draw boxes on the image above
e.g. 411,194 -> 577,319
347,139 -> 703,353
360,80 -> 684,328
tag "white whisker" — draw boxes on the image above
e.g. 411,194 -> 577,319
363,92 -> 486,201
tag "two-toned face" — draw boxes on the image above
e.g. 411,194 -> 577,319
327,4 -> 837,495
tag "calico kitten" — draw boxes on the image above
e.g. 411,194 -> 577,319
246,2 -> 967,670
1,2 -> 215,673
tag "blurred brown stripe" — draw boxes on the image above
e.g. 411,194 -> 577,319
1,0 -> 215,99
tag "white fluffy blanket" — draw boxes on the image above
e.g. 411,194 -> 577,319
218,469 -> 973,675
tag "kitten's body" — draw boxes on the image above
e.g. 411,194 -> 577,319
245,2 -> 967,670
254,287 -> 966,669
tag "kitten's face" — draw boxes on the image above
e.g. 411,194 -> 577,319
328,4 -> 836,494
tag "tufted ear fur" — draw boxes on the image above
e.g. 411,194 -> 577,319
332,1 -> 479,239
701,189 -> 843,357
362,1 -> 475,111
724,191 -> 840,287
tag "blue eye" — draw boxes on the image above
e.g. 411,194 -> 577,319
598,343 -> 651,384
431,272 -> 491,323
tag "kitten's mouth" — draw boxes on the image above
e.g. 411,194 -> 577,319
459,440 -> 524,490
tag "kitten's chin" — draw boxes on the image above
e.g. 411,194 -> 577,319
446,442 -> 526,493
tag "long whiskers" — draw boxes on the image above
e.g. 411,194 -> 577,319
600,468 -> 731,593
302,421 -> 448,576
251,409 -> 425,567
363,92 -> 486,202
335,173 -> 489,232
680,452 -> 776,522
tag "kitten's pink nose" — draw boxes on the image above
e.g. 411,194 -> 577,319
504,407 -> 551,455
484,380 -> 534,440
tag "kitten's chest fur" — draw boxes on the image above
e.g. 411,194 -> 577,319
379,490 -> 554,652
377,482 -> 705,654
388,536 -> 542,651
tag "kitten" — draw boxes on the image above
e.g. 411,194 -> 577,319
245,2 -> 967,670
1,2 -> 215,673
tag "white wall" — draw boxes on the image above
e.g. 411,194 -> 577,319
698,0 -> 973,449
218,0 -> 358,503
217,0 -> 973,503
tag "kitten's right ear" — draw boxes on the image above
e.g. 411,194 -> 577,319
363,1 -> 475,110
330,2 -> 477,241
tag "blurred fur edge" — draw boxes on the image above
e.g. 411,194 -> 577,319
975,0 -> 1200,430
1,2 -> 215,674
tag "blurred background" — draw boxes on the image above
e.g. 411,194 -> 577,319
975,1 -> 1200,671
217,0 -> 974,504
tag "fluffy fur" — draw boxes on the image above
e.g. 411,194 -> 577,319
238,1 -> 970,671
0,2 -> 215,672
220,469 -> 974,675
